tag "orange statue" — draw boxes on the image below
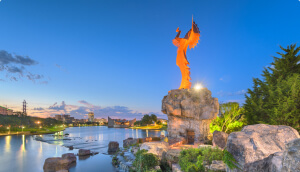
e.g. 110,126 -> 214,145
173,18 -> 200,89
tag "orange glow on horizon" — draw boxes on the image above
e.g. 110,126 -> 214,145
173,18 -> 200,89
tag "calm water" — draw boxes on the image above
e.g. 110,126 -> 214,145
0,126 -> 166,172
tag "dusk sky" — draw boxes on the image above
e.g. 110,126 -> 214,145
0,0 -> 300,119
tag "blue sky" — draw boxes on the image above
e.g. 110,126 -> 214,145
0,0 -> 299,119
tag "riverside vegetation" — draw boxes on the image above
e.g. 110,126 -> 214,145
0,114 -> 65,134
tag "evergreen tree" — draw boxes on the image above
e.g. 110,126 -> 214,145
244,44 -> 300,131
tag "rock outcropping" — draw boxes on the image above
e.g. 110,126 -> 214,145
43,153 -> 76,172
108,141 -> 119,154
162,88 -> 219,143
212,131 -> 228,149
226,124 -> 300,172
140,141 -> 169,160
281,138 -> 300,172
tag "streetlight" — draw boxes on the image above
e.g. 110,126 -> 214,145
22,126 -> 25,132
7,127 -> 10,134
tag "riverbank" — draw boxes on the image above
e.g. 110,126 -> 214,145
129,124 -> 167,130
0,126 -> 66,136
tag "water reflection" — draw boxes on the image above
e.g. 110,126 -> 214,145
20,135 -> 26,152
5,136 -> 11,153
0,126 -> 166,172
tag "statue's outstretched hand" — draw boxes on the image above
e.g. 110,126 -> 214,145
176,27 -> 180,32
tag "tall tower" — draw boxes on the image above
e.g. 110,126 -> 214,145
23,100 -> 27,116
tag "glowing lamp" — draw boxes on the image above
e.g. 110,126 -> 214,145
194,83 -> 203,90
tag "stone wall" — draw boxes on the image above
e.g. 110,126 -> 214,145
162,88 -> 219,143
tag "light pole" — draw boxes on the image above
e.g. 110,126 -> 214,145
7,127 -> 10,134
22,126 -> 25,132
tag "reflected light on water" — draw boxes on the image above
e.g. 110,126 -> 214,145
136,129 -> 138,138
20,135 -> 26,152
98,134 -> 103,141
5,136 -> 11,153
146,130 -> 148,137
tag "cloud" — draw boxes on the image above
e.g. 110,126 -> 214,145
26,73 -> 44,82
7,66 -> 24,74
0,50 -> 37,65
49,101 -> 67,112
55,64 -> 68,73
217,90 -> 247,97
78,100 -> 94,107
10,76 -> 18,81
0,50 -> 47,83
33,107 -> 44,110
29,100 -> 164,120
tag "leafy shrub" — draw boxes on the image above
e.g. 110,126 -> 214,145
210,102 -> 245,134
132,149 -> 159,172
179,147 -> 238,172
179,147 -> 223,172
222,149 -> 239,170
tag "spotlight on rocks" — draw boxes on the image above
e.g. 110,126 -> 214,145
194,83 -> 203,90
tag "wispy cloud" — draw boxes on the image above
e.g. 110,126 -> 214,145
29,100 -> 167,120
0,50 -> 48,83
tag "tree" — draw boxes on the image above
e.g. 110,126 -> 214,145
210,102 -> 245,134
140,114 -> 158,126
244,44 -> 300,131
150,114 -> 157,123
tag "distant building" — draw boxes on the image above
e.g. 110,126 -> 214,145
94,118 -> 107,125
55,114 -> 74,123
157,118 -> 168,124
108,116 -> 136,128
0,106 -> 13,115
88,112 -> 94,122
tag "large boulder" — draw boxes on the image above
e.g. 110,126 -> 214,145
212,131 -> 228,149
43,157 -> 74,172
163,149 -> 181,163
62,153 -> 76,163
226,124 -> 300,172
140,141 -> 169,160
108,141 -> 119,154
281,138 -> 300,172
162,88 -> 219,142
123,138 -> 138,148
210,160 -> 226,171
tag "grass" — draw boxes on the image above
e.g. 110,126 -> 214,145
0,126 -> 66,136
130,124 -> 167,130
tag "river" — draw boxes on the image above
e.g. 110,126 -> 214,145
0,126 -> 166,172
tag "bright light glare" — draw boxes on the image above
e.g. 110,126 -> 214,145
194,84 -> 203,90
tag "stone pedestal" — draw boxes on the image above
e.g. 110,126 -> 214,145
161,88 -> 219,143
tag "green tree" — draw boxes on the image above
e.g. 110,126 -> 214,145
244,44 -> 300,131
150,114 -> 157,123
210,102 -> 245,134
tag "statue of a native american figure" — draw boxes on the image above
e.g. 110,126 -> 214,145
173,18 -> 200,89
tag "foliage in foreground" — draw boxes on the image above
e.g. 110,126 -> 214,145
132,149 -> 159,172
244,44 -> 300,131
210,102 -> 245,134
179,147 -> 238,172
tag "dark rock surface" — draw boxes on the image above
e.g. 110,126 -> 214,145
108,141 -> 119,154
212,131 -> 228,149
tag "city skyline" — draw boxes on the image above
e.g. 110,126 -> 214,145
1,0 -> 300,119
